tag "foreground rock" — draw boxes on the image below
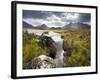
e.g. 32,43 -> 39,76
32,55 -> 56,69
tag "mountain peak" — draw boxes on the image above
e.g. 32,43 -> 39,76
23,21 -> 34,29
23,21 -> 48,30
64,22 -> 90,29
36,24 -> 48,29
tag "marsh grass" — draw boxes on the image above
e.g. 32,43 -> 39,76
23,29 -> 90,67
61,29 -> 91,67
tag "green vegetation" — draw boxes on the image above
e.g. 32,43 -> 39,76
23,29 -> 90,67
23,31 -> 49,64
61,29 -> 90,67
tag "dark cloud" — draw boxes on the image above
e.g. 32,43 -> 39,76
78,13 -> 91,23
23,10 -> 50,19
23,10 -> 91,27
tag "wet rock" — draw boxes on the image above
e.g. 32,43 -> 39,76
39,34 -> 57,59
49,42 -> 57,59
63,41 -> 72,56
39,36 -> 54,47
63,41 -> 69,51
32,55 -> 56,69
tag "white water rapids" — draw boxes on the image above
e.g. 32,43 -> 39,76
44,31 -> 64,67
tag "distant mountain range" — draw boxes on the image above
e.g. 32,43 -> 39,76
23,21 -> 34,29
64,23 -> 90,29
36,24 -> 48,29
23,21 -> 48,30
23,21 -> 90,30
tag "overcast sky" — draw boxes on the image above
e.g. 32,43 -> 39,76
23,10 -> 91,27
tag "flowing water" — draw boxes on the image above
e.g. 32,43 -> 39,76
27,30 -> 65,67
44,31 -> 64,67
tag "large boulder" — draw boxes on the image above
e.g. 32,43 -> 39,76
32,55 -> 56,69
39,34 -> 57,59
48,42 -> 57,59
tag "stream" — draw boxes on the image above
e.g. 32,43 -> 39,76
44,31 -> 64,67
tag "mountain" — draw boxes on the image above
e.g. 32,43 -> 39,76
64,23 -> 90,29
23,21 -> 48,30
36,24 -> 48,29
23,21 -> 34,29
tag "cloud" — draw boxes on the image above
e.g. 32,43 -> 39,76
23,18 -> 44,26
23,15 -> 67,27
78,13 -> 91,24
66,13 -> 79,23
23,10 -> 91,27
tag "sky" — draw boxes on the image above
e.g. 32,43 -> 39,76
23,10 -> 91,27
